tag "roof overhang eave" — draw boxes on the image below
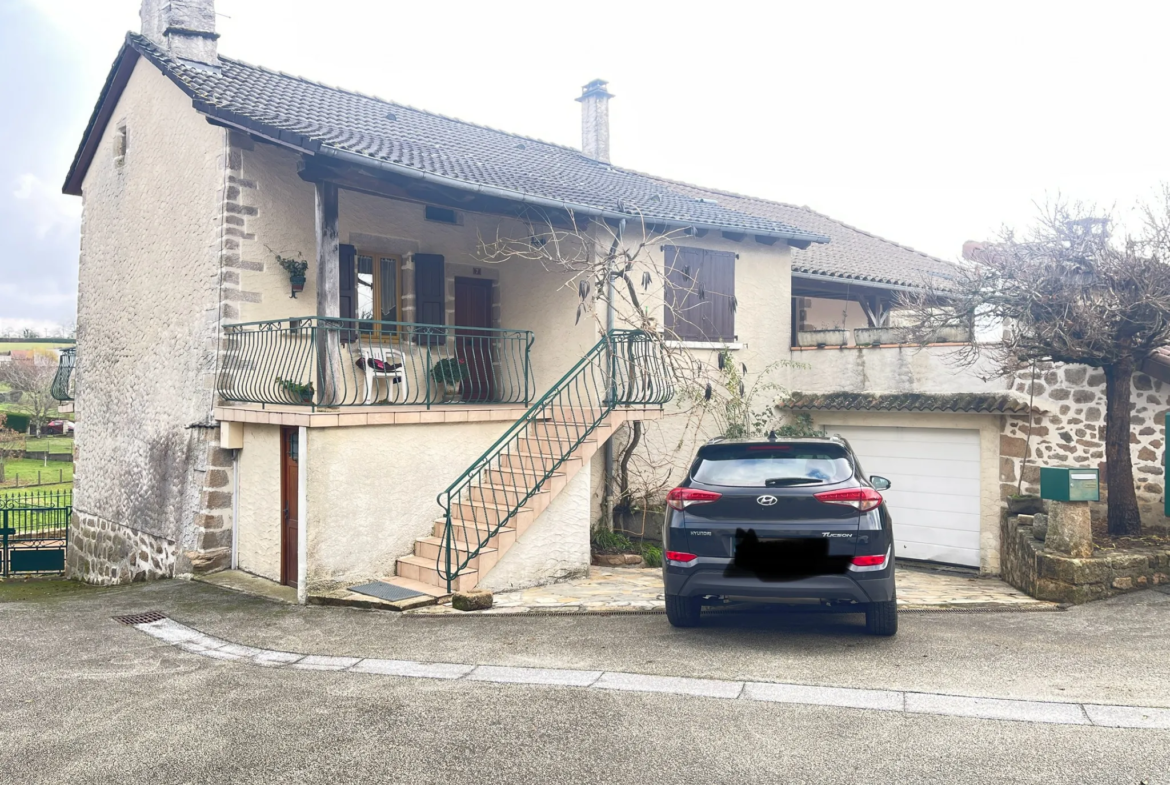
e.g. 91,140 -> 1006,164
792,270 -> 930,294
317,145 -> 830,245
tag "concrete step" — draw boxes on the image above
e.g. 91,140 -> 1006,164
396,554 -> 478,592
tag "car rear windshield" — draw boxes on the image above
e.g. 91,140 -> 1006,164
691,443 -> 854,487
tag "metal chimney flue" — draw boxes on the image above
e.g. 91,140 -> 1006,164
577,79 -> 613,163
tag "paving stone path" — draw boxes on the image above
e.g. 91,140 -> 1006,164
130,615 -> 1169,729
409,565 -> 1055,615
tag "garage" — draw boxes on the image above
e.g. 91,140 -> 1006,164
822,425 -> 982,567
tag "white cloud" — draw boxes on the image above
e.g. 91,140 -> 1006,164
0,316 -> 72,337
12,173 -> 81,240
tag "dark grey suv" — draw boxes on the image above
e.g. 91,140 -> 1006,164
662,435 -> 897,635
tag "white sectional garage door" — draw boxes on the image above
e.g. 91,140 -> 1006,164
824,426 -> 982,567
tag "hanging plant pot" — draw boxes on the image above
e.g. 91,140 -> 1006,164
289,273 -> 306,297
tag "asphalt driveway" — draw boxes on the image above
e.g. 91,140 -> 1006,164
2,579 -> 1168,784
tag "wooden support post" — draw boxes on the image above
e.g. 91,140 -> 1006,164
315,181 -> 342,405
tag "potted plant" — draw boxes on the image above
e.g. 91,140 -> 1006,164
431,358 -> 469,402
276,377 -> 315,404
275,252 -> 309,298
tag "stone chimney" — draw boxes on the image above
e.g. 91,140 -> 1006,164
576,79 -> 613,162
141,0 -> 219,68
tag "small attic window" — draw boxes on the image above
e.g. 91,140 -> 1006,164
695,197 -> 718,205
114,122 -> 128,167
425,205 -> 461,225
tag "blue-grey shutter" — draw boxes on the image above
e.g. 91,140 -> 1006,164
338,244 -> 357,342
414,253 -> 445,344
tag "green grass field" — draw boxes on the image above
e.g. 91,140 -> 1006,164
1,457 -> 73,490
0,342 -> 72,353
25,437 -> 73,454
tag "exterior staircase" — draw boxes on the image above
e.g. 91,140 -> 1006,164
386,331 -> 672,596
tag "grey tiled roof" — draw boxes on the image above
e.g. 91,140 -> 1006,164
67,34 -> 958,288
780,391 -> 1031,414
660,181 -> 960,288
120,35 -> 830,244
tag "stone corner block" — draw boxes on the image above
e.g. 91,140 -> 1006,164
452,589 -> 493,612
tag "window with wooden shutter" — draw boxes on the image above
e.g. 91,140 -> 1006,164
664,246 -> 736,342
413,253 -> 446,344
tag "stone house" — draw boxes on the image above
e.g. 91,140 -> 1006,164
56,0 -> 1167,601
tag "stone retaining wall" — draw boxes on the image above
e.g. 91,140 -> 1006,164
68,511 -> 177,584
1001,513 -> 1170,604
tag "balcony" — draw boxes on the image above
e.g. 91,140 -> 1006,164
792,325 -> 974,350
216,317 -> 534,410
50,347 -> 75,402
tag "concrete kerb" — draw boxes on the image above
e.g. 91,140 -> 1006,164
131,617 -> 1170,729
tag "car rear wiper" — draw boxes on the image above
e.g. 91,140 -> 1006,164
764,477 -> 824,487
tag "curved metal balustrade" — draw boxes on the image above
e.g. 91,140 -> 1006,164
217,317 -> 534,408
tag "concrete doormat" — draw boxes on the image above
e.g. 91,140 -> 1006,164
123,614 -> 1168,729
407,566 -> 1061,616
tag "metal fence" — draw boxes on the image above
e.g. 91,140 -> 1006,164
217,317 -> 535,409
1,490 -> 71,576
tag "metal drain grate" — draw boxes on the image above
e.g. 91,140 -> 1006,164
113,611 -> 167,625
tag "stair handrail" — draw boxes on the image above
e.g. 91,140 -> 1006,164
434,329 -> 673,590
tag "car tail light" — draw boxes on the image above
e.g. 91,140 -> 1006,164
814,487 -> 883,513
848,547 -> 891,572
666,488 -> 722,511
851,553 -> 887,567
665,551 -> 697,563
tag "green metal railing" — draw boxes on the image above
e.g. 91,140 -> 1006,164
1,490 -> 71,576
435,330 -> 673,589
217,317 -> 534,408
50,347 -> 75,402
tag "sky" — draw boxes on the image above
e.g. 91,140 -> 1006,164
2,0 -> 1169,334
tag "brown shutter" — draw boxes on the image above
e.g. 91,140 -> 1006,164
338,244 -> 357,342
665,246 -> 706,341
704,250 -> 736,342
414,253 -> 445,344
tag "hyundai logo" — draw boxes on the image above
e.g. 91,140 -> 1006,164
756,495 -> 779,506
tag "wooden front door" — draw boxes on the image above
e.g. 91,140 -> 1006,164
454,277 -> 495,403
280,426 -> 299,586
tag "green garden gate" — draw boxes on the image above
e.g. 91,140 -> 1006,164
1,491 -> 70,576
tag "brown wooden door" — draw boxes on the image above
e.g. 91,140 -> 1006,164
280,426 -> 299,587
454,278 -> 495,403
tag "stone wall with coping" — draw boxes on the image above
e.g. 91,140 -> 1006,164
70,57 -> 238,583
999,363 -> 1168,530
1001,512 -> 1170,603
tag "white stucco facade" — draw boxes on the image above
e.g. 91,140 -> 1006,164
69,57 -> 233,582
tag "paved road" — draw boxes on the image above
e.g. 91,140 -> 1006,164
2,580 -> 1168,784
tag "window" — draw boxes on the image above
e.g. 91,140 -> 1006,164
692,444 -> 853,487
425,205 -> 460,224
114,122 -> 128,167
355,252 -> 402,338
664,246 -> 736,342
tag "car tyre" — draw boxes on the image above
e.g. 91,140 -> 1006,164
865,599 -> 898,636
665,594 -> 702,628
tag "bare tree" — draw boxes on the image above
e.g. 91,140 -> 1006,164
477,208 -> 732,521
903,193 -> 1170,537
0,355 -> 60,438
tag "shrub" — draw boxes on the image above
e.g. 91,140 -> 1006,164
4,413 -> 30,433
